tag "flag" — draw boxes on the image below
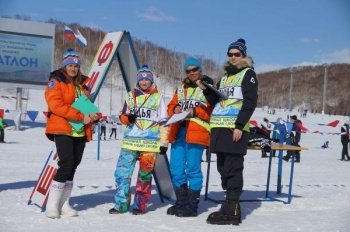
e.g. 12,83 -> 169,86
250,120 -> 258,128
64,26 -> 76,39
327,120 -> 339,127
75,29 -> 87,47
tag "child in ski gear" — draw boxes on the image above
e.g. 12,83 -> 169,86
109,65 -> 168,215
271,117 -> 287,156
166,57 -> 214,217
100,118 -> 107,140
44,48 -> 99,219
260,117 -> 272,157
283,115 -> 302,162
109,120 -> 117,139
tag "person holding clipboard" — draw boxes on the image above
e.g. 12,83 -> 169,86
166,57 -> 214,217
196,39 -> 258,225
44,48 -> 99,219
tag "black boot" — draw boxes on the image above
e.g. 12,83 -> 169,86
167,184 -> 188,215
295,152 -> 300,163
175,189 -> 200,217
206,190 -> 242,225
261,151 -> 268,158
283,152 -> 291,162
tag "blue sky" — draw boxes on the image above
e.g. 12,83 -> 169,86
1,0 -> 350,73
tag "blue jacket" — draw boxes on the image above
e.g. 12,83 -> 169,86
271,123 -> 286,143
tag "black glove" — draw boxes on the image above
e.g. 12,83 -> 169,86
201,75 -> 213,85
159,146 -> 168,155
127,114 -> 137,124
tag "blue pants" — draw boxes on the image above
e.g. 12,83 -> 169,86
169,127 -> 205,191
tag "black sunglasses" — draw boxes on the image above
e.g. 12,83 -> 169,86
227,52 -> 242,58
185,67 -> 200,74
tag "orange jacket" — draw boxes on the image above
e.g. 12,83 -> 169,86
45,69 -> 93,142
167,82 -> 213,147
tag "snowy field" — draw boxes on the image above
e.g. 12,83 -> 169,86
1,87 -> 350,232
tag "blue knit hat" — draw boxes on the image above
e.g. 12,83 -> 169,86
183,57 -> 202,71
137,65 -> 154,83
62,48 -> 80,68
227,38 -> 247,57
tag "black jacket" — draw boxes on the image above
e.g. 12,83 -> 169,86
205,58 -> 258,154
341,123 -> 350,143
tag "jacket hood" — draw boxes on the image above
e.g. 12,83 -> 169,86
223,56 -> 254,71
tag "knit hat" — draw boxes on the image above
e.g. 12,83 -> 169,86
62,48 -> 80,68
291,115 -> 298,120
183,57 -> 202,71
137,65 -> 154,83
227,38 -> 247,57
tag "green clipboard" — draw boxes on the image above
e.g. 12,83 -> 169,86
69,94 -> 99,131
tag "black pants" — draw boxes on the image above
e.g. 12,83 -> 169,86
110,128 -> 116,139
341,140 -> 350,160
216,152 -> 244,191
100,126 -> 106,138
0,128 -> 4,142
54,135 -> 86,183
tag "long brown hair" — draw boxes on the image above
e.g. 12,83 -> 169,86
63,67 -> 83,86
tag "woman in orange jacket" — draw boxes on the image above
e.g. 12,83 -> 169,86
44,48 -> 99,219
166,57 -> 213,217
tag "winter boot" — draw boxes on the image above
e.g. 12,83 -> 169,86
283,152 -> 291,162
206,190 -> 242,225
59,181 -> 78,217
109,190 -> 131,214
45,181 -> 65,219
295,152 -> 300,163
167,184 -> 188,215
261,151 -> 268,158
174,189 -> 200,217
132,208 -> 144,215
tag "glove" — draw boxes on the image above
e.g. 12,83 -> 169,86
200,75 -> 213,85
127,114 -> 137,124
159,146 -> 168,155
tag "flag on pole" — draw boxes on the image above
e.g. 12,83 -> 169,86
64,26 -> 76,39
64,26 -> 87,47
75,29 -> 87,47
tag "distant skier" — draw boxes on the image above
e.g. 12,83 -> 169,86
340,120 -> 350,161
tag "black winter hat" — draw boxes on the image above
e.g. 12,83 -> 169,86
227,38 -> 247,57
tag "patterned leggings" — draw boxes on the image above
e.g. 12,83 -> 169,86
113,148 -> 157,212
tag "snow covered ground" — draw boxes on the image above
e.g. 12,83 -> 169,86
1,87 -> 350,232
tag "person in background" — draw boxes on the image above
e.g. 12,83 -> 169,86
0,117 -> 8,143
340,120 -> 350,161
166,57 -> 214,218
44,48 -> 99,219
271,117 -> 287,157
100,118 -> 107,140
109,65 -> 168,215
283,115 -> 302,162
197,38 -> 258,225
260,117 -> 272,158
109,120 -> 117,139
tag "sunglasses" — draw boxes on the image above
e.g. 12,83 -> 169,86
227,52 -> 242,58
185,67 -> 200,74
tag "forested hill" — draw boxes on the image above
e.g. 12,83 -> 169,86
2,16 -> 349,115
